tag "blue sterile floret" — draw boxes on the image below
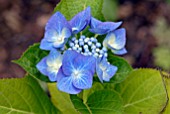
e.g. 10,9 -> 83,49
57,50 -> 96,94
40,12 -> 71,50
103,28 -> 127,55
96,57 -> 117,82
36,49 -> 62,81
36,7 -> 127,94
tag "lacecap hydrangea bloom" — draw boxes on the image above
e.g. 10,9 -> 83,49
36,7 -> 127,94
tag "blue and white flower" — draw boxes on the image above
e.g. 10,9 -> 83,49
36,49 -> 62,81
40,12 -> 72,50
103,28 -> 127,55
57,50 -> 96,94
96,57 -> 117,82
36,7 -> 127,94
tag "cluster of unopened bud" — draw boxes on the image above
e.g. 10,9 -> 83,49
68,35 -> 108,58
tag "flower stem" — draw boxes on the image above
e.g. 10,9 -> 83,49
80,31 -> 83,36
94,34 -> 98,38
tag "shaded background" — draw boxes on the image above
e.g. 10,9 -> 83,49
0,0 -> 170,78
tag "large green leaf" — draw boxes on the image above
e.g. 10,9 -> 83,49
0,75 -> 60,114
54,0 -> 104,21
71,90 -> 124,114
48,83 -> 78,114
115,69 -> 168,114
13,43 -> 50,82
82,82 -> 104,103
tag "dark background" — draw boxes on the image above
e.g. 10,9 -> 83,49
0,0 -> 170,78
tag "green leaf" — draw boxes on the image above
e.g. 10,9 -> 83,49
108,54 -> 133,84
160,71 -> 170,114
13,43 -> 50,82
167,0 -> 170,3
102,0 -> 118,21
48,83 -> 79,114
0,75 -> 60,114
83,82 -> 104,103
115,69 -> 168,114
54,0 -> 104,21
71,90 -> 124,114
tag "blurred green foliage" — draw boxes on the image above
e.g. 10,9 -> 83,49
153,18 -> 170,70
102,0 -> 118,21
166,0 -> 170,4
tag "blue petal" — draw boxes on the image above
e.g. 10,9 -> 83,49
89,28 -> 108,35
36,57 -> 48,76
96,57 -> 117,82
46,49 -> 62,63
89,17 -> 122,35
69,7 -> 91,34
103,65 -> 117,82
40,39 -> 54,51
89,22 -> 122,35
72,71 -> 93,89
74,54 -> 96,74
105,28 -> 126,50
111,47 -> 127,55
61,27 -> 72,39
90,17 -> 102,28
100,57 -> 109,70
56,67 -> 64,81
52,37 -> 68,49
44,29 -> 59,42
62,50 -> 79,75
47,71 -> 58,81
96,63 -> 103,83
45,12 -> 71,34
57,73 -> 82,94
109,28 -> 126,49
103,35 -> 109,48
52,27 -> 71,48
96,57 -> 108,82
45,49 -> 62,81
99,22 -> 122,32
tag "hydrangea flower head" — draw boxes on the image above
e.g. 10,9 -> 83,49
36,7 -> 127,94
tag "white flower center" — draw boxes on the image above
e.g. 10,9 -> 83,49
99,63 -> 107,71
58,36 -> 63,42
47,59 -> 62,73
108,34 -> 116,47
72,70 -> 81,79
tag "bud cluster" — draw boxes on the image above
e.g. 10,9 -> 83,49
69,35 -> 108,58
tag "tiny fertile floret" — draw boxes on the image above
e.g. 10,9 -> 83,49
36,6 -> 127,94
